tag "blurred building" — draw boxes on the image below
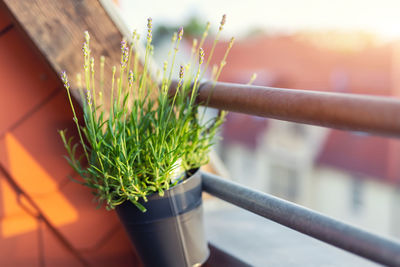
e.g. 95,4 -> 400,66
206,32 -> 400,238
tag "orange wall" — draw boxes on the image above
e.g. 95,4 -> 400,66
0,6 -> 139,266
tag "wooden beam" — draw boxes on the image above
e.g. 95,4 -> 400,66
2,0 -> 124,101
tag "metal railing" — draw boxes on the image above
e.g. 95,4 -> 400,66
195,81 -> 400,137
202,172 -> 400,266
192,81 -> 400,266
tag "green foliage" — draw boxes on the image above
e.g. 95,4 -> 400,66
59,16 -> 232,212
153,16 -> 206,44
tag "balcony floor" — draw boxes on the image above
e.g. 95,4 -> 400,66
204,197 -> 380,267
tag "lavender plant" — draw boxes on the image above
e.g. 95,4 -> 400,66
59,16 -> 233,212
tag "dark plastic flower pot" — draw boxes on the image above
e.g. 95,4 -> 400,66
115,169 -> 209,267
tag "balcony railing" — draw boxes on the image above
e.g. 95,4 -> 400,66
194,81 -> 400,266
195,81 -> 400,137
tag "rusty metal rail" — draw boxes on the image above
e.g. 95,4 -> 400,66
194,81 -> 400,137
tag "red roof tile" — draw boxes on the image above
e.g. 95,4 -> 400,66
211,33 -> 400,183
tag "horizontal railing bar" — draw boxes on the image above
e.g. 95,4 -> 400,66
194,81 -> 400,137
201,172 -> 400,266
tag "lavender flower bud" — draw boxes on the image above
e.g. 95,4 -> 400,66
121,39 -> 127,50
219,14 -> 227,31
179,65 -> 184,79
82,42 -> 90,57
128,70 -> 134,87
147,17 -> 153,42
86,89 -> 92,106
61,71 -> 70,89
199,48 -> 205,65
120,40 -> 129,68
178,27 -> 184,40
84,31 -> 90,43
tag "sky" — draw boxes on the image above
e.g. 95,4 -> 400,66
117,0 -> 400,41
